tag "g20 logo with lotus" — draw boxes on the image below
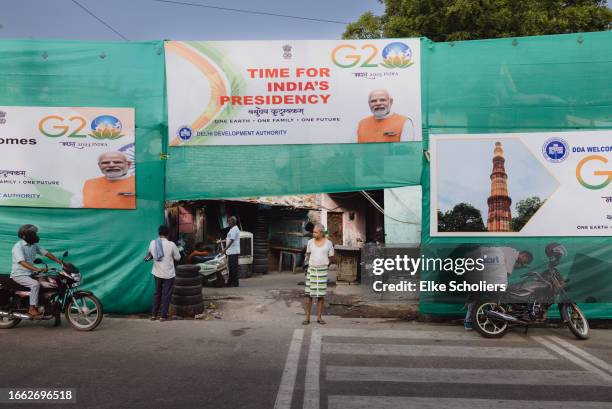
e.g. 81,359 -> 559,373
331,42 -> 414,69
39,114 -> 124,140
89,115 -> 124,140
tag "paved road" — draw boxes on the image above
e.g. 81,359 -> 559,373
2,318 -> 612,408
288,325 -> 612,409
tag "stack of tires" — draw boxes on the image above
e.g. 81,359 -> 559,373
253,210 -> 270,275
170,264 -> 204,317
238,263 -> 251,279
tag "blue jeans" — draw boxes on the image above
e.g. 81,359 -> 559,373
152,276 -> 175,318
464,302 -> 475,324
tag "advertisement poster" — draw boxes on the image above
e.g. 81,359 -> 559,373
430,131 -> 612,237
0,106 -> 135,209
165,39 -> 421,146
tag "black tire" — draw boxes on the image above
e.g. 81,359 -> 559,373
175,276 -> 201,287
472,302 -> 509,339
171,294 -> 203,306
564,303 -> 590,340
0,316 -> 21,329
176,271 -> 200,279
177,264 -> 201,273
253,265 -> 268,274
172,302 -> 205,317
176,265 -> 201,278
173,285 -> 202,297
253,250 -> 268,256
238,264 -> 251,278
64,293 -> 103,331
253,261 -> 268,268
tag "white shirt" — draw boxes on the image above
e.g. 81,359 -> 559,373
226,226 -> 241,255
306,239 -> 334,267
465,247 -> 519,285
148,237 -> 181,279
11,239 -> 48,277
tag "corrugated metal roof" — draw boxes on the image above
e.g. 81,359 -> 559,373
229,195 -> 322,210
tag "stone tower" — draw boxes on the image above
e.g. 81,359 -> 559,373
487,141 -> 512,232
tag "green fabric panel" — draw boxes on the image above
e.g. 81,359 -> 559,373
420,31 -> 612,318
424,31 -> 612,134
0,39 -> 166,313
166,142 -> 423,200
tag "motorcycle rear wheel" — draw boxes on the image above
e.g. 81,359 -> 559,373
564,303 -> 589,340
0,315 -> 20,329
473,302 -> 509,338
65,294 -> 103,331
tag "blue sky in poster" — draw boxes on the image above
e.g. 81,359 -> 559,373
436,138 -> 558,218
0,0 -> 384,41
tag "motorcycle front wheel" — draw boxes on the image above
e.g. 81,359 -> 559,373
564,303 -> 589,340
472,302 -> 509,338
0,315 -> 20,329
65,294 -> 103,331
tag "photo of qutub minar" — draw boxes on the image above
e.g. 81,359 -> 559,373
487,141 -> 512,232
437,137 -> 550,234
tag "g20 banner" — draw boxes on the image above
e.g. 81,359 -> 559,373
0,106 -> 135,209
430,131 -> 612,237
165,39 -> 422,146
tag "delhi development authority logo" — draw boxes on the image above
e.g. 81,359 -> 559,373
177,126 -> 193,142
542,137 -> 569,163
89,115 -> 124,140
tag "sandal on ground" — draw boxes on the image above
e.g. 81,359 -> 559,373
317,319 -> 326,325
302,320 -> 310,325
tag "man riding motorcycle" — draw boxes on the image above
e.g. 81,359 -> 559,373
10,224 -> 63,318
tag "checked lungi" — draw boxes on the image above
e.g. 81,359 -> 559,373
305,265 -> 328,298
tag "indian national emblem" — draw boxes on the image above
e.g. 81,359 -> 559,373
283,44 -> 292,60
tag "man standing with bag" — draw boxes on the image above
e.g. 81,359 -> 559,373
149,225 -> 181,321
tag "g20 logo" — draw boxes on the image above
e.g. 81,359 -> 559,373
39,114 -> 124,139
332,42 -> 414,69
38,115 -> 88,138
576,155 -> 612,190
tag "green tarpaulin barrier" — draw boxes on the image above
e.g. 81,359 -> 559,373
419,31 -> 612,318
1,32 -> 610,316
166,142 -> 424,200
0,39 -> 166,313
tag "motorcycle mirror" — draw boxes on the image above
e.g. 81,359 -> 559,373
33,258 -> 43,264
62,251 -> 69,258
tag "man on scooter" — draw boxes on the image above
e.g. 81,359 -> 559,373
10,224 -> 63,318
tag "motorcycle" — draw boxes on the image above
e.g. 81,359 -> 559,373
195,241 -> 229,287
0,252 -> 103,331
471,243 -> 589,340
